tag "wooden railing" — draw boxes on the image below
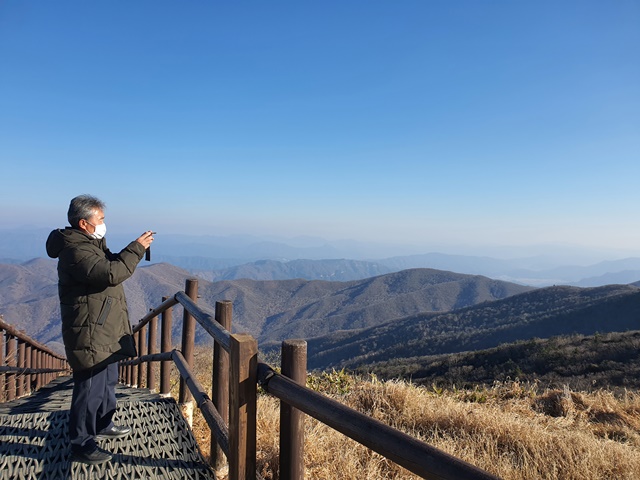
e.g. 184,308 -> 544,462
123,278 -> 501,480
0,315 -> 69,402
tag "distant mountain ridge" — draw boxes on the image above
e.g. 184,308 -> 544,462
187,255 -> 640,287
376,254 -> 640,287
195,258 -> 394,282
0,260 -> 532,349
302,284 -> 640,370
247,268 -> 532,344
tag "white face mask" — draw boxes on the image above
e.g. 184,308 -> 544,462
90,223 -> 107,240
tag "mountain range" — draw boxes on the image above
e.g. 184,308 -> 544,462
301,283 -> 640,371
2,255 -> 639,376
189,255 -> 640,287
1,259 -> 531,348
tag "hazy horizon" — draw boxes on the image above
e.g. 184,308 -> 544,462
2,225 -> 639,268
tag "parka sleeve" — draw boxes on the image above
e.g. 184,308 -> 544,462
64,241 -> 146,288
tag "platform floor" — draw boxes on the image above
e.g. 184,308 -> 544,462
0,376 -> 216,480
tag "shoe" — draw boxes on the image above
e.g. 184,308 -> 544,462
71,446 -> 112,465
96,424 -> 131,440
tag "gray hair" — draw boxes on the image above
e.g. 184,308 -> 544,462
67,195 -> 106,228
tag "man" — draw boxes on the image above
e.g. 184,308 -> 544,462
46,194 -> 154,464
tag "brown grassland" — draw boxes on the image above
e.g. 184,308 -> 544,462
171,346 -> 640,480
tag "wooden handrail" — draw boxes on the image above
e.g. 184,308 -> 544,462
0,317 -> 66,361
131,291 -> 232,353
175,291 -> 232,352
1,316 -> 70,402
123,349 -> 230,456
132,295 -> 179,334
125,279 -> 247,478
257,362 -> 500,480
125,278 -> 500,480
0,366 -> 67,374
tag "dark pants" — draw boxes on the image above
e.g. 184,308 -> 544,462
69,362 -> 118,452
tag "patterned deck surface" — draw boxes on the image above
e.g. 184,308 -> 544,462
0,376 -> 216,479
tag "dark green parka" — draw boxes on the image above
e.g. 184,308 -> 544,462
46,227 -> 145,371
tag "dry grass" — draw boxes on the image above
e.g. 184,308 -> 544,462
176,346 -> 640,479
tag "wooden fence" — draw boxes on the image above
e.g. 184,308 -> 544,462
0,315 -> 69,402
123,279 -> 501,480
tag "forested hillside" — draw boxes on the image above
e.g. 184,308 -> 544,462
304,284 -> 640,370
355,330 -> 640,391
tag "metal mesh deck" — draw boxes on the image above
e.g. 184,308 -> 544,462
0,377 -> 216,479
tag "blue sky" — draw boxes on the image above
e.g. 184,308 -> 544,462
1,1 -> 639,257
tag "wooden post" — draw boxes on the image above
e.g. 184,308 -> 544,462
45,354 -> 50,385
211,300 -> 232,469
229,333 -> 258,480
6,335 -> 16,401
17,340 -> 25,397
42,352 -> 46,386
0,330 -> 5,401
30,346 -> 37,393
40,351 -> 46,388
38,351 -> 43,386
47,354 -> 52,384
148,315 -> 158,392
127,354 -> 133,386
137,325 -> 147,389
35,350 -> 42,390
131,333 -> 139,387
160,297 -> 173,396
280,340 -> 307,480
179,279 -> 198,425
24,344 -> 32,394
